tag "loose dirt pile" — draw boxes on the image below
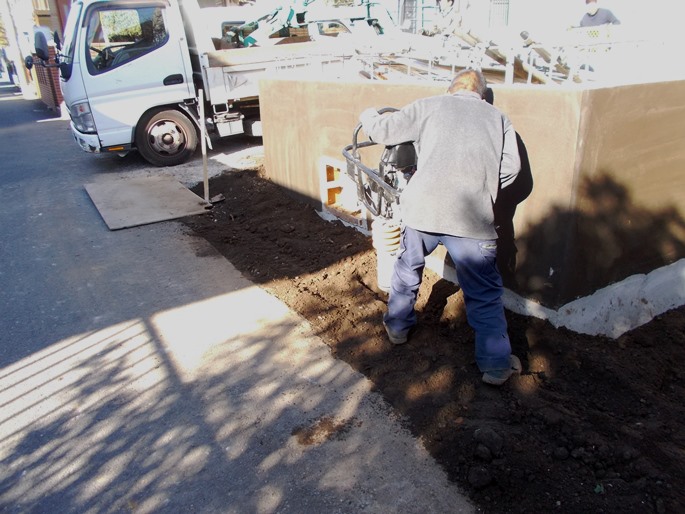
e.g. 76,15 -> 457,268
183,167 -> 684,514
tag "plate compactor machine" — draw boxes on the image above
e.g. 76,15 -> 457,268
342,108 -> 417,292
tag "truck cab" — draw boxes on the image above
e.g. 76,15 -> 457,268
57,0 -> 199,166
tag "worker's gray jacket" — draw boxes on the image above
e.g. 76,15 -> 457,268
360,90 -> 521,240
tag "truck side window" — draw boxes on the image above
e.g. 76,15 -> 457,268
85,6 -> 169,75
315,21 -> 351,38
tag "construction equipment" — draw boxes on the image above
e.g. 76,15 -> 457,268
341,108 -> 416,223
222,0 -> 396,48
519,31 -> 580,83
342,108 -> 416,291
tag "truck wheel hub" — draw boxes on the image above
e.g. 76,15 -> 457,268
148,120 -> 185,154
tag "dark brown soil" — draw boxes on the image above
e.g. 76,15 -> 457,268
183,167 -> 685,514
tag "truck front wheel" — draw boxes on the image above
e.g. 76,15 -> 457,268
135,109 -> 197,167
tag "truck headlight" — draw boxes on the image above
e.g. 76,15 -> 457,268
70,101 -> 96,134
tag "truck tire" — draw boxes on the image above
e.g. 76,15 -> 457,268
135,109 -> 197,167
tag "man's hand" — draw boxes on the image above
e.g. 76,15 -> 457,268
360,108 -> 380,126
359,108 -> 380,139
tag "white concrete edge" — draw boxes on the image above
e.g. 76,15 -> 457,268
427,254 -> 685,340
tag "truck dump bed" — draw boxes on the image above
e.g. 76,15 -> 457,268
200,40 -> 355,104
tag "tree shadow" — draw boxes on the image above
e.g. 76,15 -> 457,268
514,172 -> 685,307
0,312 -> 460,512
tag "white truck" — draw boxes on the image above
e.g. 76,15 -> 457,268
29,0 -> 395,166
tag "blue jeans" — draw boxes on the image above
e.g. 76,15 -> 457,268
383,226 -> 512,372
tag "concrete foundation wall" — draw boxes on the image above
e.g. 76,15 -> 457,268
260,77 -> 685,310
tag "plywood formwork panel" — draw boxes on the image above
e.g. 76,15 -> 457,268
260,77 -> 685,308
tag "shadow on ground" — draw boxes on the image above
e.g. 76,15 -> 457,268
181,166 -> 685,513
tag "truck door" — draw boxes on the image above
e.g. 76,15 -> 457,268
81,2 -> 194,148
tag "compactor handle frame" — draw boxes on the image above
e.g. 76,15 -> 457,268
342,107 -> 401,218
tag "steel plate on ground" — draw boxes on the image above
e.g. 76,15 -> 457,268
85,176 -> 209,230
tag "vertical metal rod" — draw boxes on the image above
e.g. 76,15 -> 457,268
199,89 -> 209,204
504,47 -> 514,84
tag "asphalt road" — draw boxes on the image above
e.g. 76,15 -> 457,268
0,76 -> 474,513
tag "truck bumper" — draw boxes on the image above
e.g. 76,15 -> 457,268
71,123 -> 101,153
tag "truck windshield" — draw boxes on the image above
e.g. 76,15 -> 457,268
84,5 -> 169,75
60,1 -> 82,80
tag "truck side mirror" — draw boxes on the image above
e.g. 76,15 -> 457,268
34,31 -> 50,61
25,55 -> 34,70
54,31 -> 62,51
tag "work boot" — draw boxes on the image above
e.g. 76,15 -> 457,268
383,321 -> 409,345
482,355 -> 522,386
